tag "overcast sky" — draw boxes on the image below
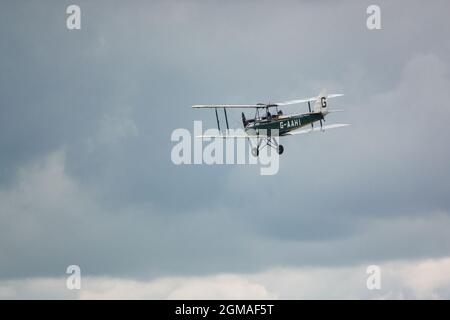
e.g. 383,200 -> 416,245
1,0 -> 450,299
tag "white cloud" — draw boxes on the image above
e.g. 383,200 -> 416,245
0,277 -> 75,300
2,257 -> 450,299
79,275 -> 275,300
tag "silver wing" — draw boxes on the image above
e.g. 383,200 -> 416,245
192,93 -> 344,109
192,104 -> 264,109
284,123 -> 350,135
276,93 -> 344,106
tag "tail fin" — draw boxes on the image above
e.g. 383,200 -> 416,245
313,89 -> 329,114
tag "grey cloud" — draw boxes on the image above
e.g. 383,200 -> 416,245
1,0 -> 450,294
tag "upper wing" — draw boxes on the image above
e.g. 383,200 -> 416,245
284,123 -> 350,135
193,94 -> 344,108
192,104 -> 263,109
276,93 -> 344,106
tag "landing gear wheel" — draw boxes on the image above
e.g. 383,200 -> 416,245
277,145 -> 284,155
252,147 -> 259,157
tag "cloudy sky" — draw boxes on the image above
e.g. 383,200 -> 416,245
1,0 -> 450,299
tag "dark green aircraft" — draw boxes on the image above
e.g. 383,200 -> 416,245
193,90 -> 349,156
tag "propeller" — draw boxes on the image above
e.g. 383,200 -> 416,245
241,112 -> 247,126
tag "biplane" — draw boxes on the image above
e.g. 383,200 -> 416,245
192,90 -> 349,156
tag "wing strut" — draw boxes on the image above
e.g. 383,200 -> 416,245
223,108 -> 229,133
213,108 -> 230,134
214,108 -> 221,132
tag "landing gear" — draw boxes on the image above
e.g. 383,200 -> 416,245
251,135 -> 284,157
277,145 -> 284,155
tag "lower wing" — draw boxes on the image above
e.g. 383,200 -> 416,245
195,123 -> 350,138
284,123 -> 350,136
195,134 -> 253,139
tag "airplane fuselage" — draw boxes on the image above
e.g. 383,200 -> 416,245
245,112 -> 324,136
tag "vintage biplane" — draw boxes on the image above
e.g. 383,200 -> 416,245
192,90 -> 349,156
